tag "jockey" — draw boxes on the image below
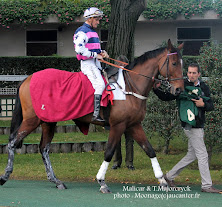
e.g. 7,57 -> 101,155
73,7 -> 109,122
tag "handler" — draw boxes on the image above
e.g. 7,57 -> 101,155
153,63 -> 222,194
73,7 -> 109,122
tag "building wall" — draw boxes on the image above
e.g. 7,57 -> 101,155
0,22 -> 97,57
134,22 -> 177,56
0,25 -> 26,56
134,19 -> 222,57
1,18 -> 222,57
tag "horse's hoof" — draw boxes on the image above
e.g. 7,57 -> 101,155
158,176 -> 169,191
0,177 -> 7,186
56,183 -> 67,190
100,186 -> 112,194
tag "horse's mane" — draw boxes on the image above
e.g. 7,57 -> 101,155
127,47 -> 166,70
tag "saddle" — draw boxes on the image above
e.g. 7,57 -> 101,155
103,66 -> 120,90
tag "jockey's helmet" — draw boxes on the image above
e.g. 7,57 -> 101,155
83,7 -> 104,19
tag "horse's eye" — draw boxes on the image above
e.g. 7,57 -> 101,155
172,62 -> 177,66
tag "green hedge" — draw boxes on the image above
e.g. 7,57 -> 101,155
0,55 -> 198,87
0,56 -> 80,75
0,56 -> 80,87
0,55 -> 198,74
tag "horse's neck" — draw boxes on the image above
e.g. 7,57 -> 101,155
127,61 -> 159,97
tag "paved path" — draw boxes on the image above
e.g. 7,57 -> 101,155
0,180 -> 221,207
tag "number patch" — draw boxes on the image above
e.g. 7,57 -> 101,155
187,109 -> 195,121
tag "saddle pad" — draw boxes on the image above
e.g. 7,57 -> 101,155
30,68 -> 109,122
111,69 -> 126,100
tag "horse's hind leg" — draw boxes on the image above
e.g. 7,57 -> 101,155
0,116 -> 41,185
129,123 -> 168,187
40,122 -> 67,190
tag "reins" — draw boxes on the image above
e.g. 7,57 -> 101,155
107,57 -> 129,66
100,59 -> 157,82
100,52 -> 182,83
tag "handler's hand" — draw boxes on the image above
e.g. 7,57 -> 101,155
191,98 -> 205,107
153,82 -> 161,89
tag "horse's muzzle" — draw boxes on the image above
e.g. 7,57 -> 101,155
170,86 -> 182,96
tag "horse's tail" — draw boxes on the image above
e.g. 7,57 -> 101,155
9,81 -> 24,149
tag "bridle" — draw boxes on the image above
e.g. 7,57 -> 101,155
157,51 -> 184,92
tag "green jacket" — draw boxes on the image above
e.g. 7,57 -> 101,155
177,86 -> 210,126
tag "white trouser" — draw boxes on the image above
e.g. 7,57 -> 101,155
80,59 -> 105,95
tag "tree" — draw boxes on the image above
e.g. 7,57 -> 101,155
107,0 -> 146,61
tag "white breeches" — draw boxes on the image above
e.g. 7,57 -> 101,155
81,59 -> 105,95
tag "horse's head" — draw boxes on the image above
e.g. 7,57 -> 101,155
158,39 -> 184,96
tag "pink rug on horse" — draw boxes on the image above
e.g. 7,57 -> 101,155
30,68 -> 110,123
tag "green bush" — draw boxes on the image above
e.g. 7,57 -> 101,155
197,41 -> 222,157
0,0 -> 111,29
198,41 -> 222,76
142,91 -> 181,154
0,56 -> 80,74
0,56 -> 80,87
143,0 -> 214,21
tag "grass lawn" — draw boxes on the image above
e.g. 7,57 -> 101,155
0,132 -> 221,186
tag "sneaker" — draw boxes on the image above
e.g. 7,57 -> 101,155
201,186 -> 222,194
163,174 -> 176,187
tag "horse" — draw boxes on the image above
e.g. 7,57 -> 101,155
0,39 -> 184,193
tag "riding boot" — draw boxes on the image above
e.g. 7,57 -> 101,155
92,94 -> 105,122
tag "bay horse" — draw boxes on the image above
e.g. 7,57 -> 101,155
0,39 -> 184,193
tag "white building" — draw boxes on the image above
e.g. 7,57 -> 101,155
0,10 -> 221,57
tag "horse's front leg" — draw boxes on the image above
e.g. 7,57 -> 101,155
129,123 -> 168,188
96,124 -> 125,193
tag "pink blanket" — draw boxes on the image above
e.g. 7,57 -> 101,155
30,68 -> 110,123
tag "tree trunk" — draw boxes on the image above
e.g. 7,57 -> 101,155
107,0 -> 146,62
163,138 -> 170,154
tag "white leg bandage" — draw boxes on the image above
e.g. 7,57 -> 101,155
150,157 -> 163,179
96,161 -> 109,180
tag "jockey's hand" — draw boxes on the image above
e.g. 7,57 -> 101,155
96,54 -> 104,60
101,50 -> 109,58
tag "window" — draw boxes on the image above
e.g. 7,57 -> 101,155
26,30 -> 57,56
177,28 -> 211,56
100,30 -> 108,50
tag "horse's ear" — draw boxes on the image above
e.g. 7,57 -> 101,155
178,42 -> 184,51
167,39 -> 173,50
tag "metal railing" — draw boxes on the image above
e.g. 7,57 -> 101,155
0,75 -> 28,118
